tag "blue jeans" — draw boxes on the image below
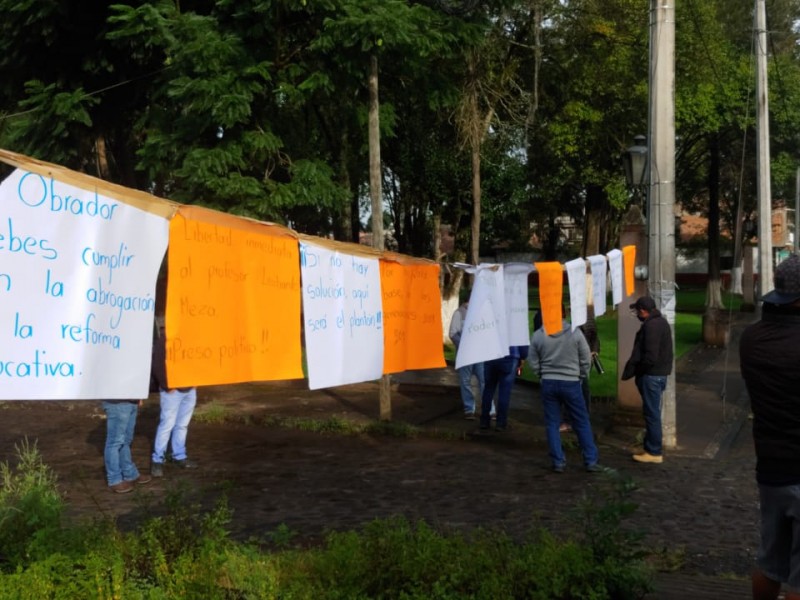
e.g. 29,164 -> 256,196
636,375 -> 667,456
480,356 -> 516,429
540,379 -> 599,469
102,401 -> 140,486
756,483 -> 800,590
458,362 -> 485,414
152,388 -> 197,463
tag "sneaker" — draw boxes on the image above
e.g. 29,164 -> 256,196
150,463 -> 164,478
585,463 -> 604,473
552,464 -> 565,474
110,480 -> 135,494
133,474 -> 152,485
463,412 -> 476,421
632,452 -> 663,464
174,458 -> 199,469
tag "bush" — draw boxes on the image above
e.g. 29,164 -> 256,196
0,438 -> 64,570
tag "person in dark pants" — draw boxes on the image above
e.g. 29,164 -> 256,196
622,296 -> 673,464
479,344 -> 528,433
740,254 -> 800,600
528,316 -> 600,473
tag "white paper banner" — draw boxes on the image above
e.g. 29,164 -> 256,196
455,265 -> 508,369
300,243 -> 383,390
607,249 -> 624,306
0,169 -> 169,399
503,262 -> 534,345
565,258 -> 587,330
587,255 -> 608,316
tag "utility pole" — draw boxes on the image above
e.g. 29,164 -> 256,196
755,0 -> 773,294
648,0 -> 677,449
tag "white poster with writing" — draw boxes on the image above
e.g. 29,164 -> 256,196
300,243 -> 383,390
587,255 -> 608,316
504,262 -> 534,345
455,265 -> 507,369
607,249 -> 624,306
565,258 -> 587,330
0,169 -> 169,399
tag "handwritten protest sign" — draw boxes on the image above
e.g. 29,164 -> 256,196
565,258 -> 587,330
165,206 -> 303,386
622,245 -> 636,298
587,255 -> 608,316
300,242 -> 383,389
455,265 -> 507,369
535,261 -> 564,335
380,260 -> 445,373
607,249 -> 624,306
503,262 -> 534,346
0,168 -> 168,399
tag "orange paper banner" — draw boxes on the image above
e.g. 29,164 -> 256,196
622,245 -> 636,298
535,262 -> 564,335
165,206 -> 303,386
381,261 -> 446,373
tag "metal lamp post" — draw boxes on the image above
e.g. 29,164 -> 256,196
623,135 -> 649,210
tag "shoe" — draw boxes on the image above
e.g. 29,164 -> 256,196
132,474 -> 152,485
632,452 -> 663,464
173,458 -> 198,469
464,412 -> 476,421
150,463 -> 164,478
552,464 -> 565,474
110,480 -> 134,494
585,463 -> 605,473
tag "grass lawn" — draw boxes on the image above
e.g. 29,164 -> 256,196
446,286 -> 738,398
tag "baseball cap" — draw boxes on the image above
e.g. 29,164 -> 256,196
762,254 -> 800,305
629,296 -> 656,311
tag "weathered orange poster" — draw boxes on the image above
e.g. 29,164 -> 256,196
380,260 -> 445,373
535,261 -> 564,335
622,245 -> 636,298
165,206 -> 303,386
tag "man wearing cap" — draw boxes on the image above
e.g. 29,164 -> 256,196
740,254 -> 800,600
622,295 -> 673,464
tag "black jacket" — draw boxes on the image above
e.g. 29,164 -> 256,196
740,305 -> 800,484
624,309 -> 673,378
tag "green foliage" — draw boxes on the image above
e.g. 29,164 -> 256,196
0,439 -> 64,570
0,462 -> 653,599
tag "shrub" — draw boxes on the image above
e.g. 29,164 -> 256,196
0,438 -> 64,570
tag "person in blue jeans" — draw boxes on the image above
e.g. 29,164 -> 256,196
449,302 -> 487,419
622,296 -> 673,464
528,317 -> 600,473
479,344 -> 527,432
150,318 -> 198,477
102,399 -> 151,493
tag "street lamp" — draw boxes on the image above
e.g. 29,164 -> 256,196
623,134 -> 648,213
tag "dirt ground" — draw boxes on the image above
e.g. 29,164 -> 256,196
0,376 -> 759,581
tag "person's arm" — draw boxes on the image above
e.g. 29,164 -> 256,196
448,310 -> 463,347
576,331 -> 591,378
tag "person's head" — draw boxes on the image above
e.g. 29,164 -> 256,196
629,296 -> 656,322
762,254 -> 800,307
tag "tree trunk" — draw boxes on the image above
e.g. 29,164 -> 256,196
368,54 -> 390,420
703,134 -> 727,346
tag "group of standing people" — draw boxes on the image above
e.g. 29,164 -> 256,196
102,316 -> 198,494
449,295 -> 673,475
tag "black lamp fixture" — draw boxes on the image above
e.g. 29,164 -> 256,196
623,135 -> 648,190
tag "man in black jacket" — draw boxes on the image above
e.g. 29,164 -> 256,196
740,254 -> 800,600
623,295 -> 673,464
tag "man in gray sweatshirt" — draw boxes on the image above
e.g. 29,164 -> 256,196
528,318 -> 600,473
